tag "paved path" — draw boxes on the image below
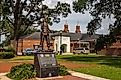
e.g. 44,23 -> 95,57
68,71 -> 109,80
0,73 -> 11,80
0,72 -> 87,80
0,71 -> 109,80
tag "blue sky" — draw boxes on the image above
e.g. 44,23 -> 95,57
43,0 -> 115,34
0,0 -> 115,43
50,12 -> 91,33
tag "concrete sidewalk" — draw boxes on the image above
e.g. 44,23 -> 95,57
68,71 -> 109,80
0,73 -> 11,80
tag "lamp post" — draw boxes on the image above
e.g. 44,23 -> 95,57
60,30 -> 62,55
78,38 -> 80,48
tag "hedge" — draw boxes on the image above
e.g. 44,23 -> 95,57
5,47 -> 15,52
7,63 -> 70,80
0,52 -> 15,59
7,63 -> 36,80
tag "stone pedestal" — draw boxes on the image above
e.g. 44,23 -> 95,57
34,52 -> 58,78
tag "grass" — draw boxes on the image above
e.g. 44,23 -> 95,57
74,65 -> 121,80
0,56 -> 34,61
10,56 -> 34,60
1,54 -> 121,79
57,54 -> 121,80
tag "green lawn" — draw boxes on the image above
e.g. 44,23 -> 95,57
1,54 -> 121,80
57,54 -> 121,80
10,56 -> 34,60
0,56 -> 34,61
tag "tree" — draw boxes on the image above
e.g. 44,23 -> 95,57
73,0 -> 121,49
95,35 -> 116,52
1,0 -> 71,54
73,0 -> 121,34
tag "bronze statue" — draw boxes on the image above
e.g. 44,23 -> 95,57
40,18 -> 51,50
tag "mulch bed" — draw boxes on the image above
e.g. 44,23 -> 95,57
0,60 -> 90,80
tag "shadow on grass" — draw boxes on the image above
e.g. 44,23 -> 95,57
59,55 -> 121,68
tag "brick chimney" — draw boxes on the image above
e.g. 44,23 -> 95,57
63,21 -> 69,33
75,23 -> 81,33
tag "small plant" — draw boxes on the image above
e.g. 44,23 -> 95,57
0,52 -> 15,59
5,47 -> 15,53
58,64 -> 71,76
7,63 -> 36,80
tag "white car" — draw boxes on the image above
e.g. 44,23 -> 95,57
84,48 -> 90,54
73,48 -> 89,54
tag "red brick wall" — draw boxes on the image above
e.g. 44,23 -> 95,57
98,48 -> 121,56
18,39 -> 54,52
110,41 -> 121,48
98,41 -> 121,56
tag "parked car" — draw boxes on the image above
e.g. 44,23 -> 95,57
84,48 -> 90,53
73,48 -> 89,54
23,48 -> 35,55
34,48 -> 42,52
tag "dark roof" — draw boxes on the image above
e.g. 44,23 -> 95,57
51,32 -> 82,40
20,32 -> 40,40
19,32 -> 99,41
80,34 -> 99,41
68,33 -> 82,41
20,32 -> 54,40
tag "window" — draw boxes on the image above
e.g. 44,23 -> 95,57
50,43 -> 53,46
71,44 -> 73,47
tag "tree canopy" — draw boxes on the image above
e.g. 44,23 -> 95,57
0,0 -> 71,39
73,0 -> 121,35
0,0 -> 71,52
73,0 -> 121,50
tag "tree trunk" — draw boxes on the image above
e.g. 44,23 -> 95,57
12,37 -> 18,55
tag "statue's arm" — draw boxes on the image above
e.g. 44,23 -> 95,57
47,25 -> 52,33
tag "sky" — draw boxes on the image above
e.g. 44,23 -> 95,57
43,0 -> 115,34
0,0 -> 115,43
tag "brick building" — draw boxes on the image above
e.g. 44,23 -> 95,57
17,22 -> 99,53
98,40 -> 121,56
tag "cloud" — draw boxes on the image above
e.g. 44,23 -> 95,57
44,0 -> 114,34
96,17 -> 115,34
43,0 -> 74,8
44,0 -> 91,33
51,12 -> 91,33
50,11 -> 91,33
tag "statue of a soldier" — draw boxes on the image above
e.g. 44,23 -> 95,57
40,18 -> 51,50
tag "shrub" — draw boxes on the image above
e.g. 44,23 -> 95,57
0,52 -> 15,59
7,63 -> 36,80
7,63 -> 70,80
5,47 -> 15,53
58,64 -> 71,76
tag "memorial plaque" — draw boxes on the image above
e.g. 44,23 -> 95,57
34,52 -> 58,78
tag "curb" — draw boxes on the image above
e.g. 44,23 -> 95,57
68,71 -> 110,80
0,72 -> 11,80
